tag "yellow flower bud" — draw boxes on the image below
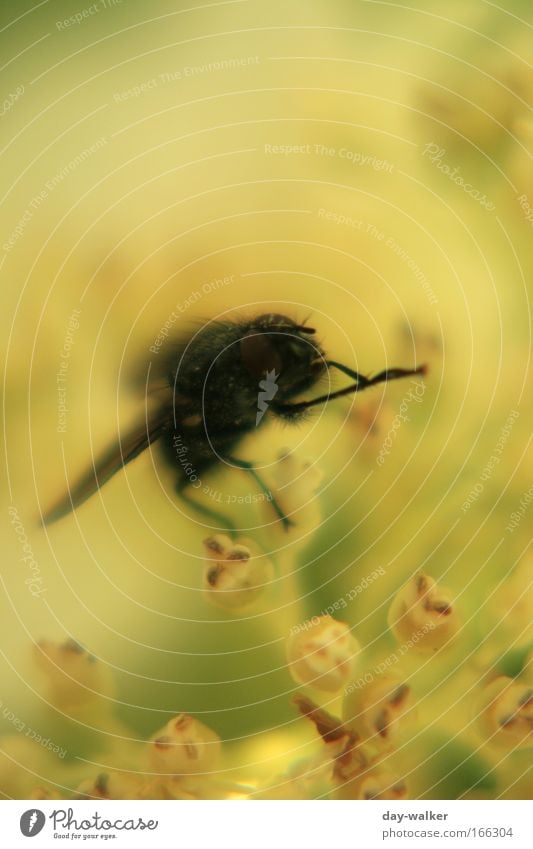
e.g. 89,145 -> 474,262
33,638 -> 114,710
259,450 -> 323,545
479,677 -> 532,750
343,675 -> 413,748
147,714 -> 221,776
388,573 -> 459,652
203,535 -> 274,610
293,693 -> 405,799
287,615 -> 360,692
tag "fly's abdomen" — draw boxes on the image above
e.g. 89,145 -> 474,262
162,425 -> 241,490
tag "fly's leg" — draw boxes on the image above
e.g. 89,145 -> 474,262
177,480 -> 238,537
224,455 -> 294,531
271,362 -> 426,414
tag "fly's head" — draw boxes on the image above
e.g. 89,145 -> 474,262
239,314 -> 326,405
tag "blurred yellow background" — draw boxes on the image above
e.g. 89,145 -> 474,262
1,0 -> 531,799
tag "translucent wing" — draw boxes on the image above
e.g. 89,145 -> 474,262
41,411 -> 170,525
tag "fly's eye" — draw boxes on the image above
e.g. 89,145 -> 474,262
240,333 -> 282,379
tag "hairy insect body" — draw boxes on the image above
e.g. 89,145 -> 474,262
157,316 -> 325,489
42,313 -> 424,528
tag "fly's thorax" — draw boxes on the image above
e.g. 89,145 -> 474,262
165,316 -> 326,448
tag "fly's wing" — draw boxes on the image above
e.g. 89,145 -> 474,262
41,412 -> 170,525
